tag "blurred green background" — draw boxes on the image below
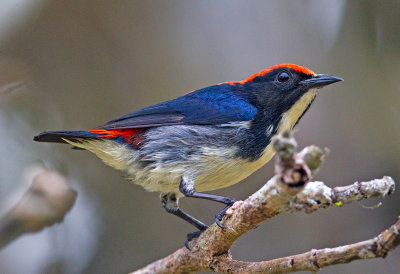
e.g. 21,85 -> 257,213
0,0 -> 399,273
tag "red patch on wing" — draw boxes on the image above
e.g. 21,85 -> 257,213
221,63 -> 316,86
89,129 -> 145,147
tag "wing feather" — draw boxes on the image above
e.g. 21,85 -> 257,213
98,84 -> 257,129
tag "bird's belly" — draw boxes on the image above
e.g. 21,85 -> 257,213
127,143 -> 275,194
76,137 -> 275,194
193,143 -> 275,192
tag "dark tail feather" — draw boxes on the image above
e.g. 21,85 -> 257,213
33,130 -> 100,144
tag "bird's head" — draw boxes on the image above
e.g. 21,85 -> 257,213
235,63 -> 342,111
228,63 -> 343,133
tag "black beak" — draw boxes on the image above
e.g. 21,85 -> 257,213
299,74 -> 343,89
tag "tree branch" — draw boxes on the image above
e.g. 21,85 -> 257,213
132,133 -> 397,273
213,216 -> 400,273
0,167 -> 77,249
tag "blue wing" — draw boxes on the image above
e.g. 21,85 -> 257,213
99,84 -> 257,129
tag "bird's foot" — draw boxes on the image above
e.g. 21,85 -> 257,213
215,199 -> 236,229
184,228 -> 207,250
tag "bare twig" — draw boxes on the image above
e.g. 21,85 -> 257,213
289,177 -> 395,213
132,133 -> 397,273
0,169 -> 77,249
213,216 -> 400,273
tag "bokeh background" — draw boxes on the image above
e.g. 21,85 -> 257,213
0,0 -> 399,273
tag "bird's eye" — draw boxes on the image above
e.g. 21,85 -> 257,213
277,72 -> 290,82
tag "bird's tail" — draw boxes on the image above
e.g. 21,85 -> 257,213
33,130 -> 101,144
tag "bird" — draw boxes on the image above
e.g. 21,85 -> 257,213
34,63 -> 342,247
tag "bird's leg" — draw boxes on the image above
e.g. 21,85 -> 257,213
179,178 -> 236,229
161,192 -> 208,249
161,192 -> 208,230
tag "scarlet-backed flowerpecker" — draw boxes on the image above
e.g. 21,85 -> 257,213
34,64 -> 342,247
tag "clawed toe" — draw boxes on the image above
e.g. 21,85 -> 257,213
215,201 -> 235,229
184,230 -> 205,250
215,213 -> 226,229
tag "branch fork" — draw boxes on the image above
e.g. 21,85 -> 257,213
132,132 -> 397,273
